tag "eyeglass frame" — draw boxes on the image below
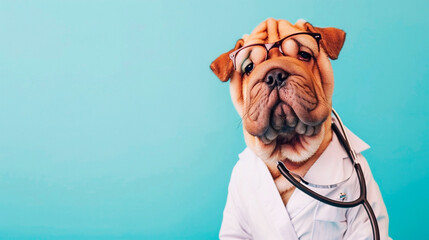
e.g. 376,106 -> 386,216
229,32 -> 322,70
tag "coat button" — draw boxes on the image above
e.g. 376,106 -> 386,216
338,192 -> 347,201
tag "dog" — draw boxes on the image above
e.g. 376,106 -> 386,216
210,18 -> 390,239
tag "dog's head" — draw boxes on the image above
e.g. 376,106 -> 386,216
211,18 -> 346,163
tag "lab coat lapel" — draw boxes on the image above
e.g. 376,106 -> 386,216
254,155 -> 300,240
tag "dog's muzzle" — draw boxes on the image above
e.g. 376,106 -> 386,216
243,58 -> 329,143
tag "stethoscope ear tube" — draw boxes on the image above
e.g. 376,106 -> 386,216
276,109 -> 380,240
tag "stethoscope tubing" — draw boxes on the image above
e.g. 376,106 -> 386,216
276,110 -> 380,240
277,158 -> 364,208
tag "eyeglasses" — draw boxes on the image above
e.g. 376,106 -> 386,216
229,32 -> 322,74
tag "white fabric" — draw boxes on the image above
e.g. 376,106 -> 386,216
219,125 -> 390,240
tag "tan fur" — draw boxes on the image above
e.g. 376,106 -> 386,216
211,18 -> 346,205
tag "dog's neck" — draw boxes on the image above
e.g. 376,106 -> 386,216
265,120 -> 333,205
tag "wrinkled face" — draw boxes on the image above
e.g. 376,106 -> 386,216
239,23 -> 330,163
211,19 -> 345,163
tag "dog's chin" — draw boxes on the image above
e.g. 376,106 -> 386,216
276,126 -> 325,162
245,124 -> 326,163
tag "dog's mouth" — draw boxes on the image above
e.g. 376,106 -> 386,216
258,102 -> 324,145
248,97 -> 328,163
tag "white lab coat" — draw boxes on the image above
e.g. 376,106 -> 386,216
219,126 -> 390,240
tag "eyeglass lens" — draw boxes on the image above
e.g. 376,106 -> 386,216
234,33 -> 320,73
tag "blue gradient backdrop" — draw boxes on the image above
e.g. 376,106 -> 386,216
0,0 -> 427,239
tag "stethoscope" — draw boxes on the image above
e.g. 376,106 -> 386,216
277,109 -> 380,240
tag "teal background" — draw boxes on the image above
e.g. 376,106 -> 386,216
0,0 -> 427,239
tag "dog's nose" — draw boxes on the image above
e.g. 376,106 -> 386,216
264,69 -> 289,88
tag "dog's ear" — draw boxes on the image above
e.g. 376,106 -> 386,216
304,22 -> 346,60
210,39 -> 244,82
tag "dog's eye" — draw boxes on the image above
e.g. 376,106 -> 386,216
298,51 -> 312,62
244,62 -> 254,75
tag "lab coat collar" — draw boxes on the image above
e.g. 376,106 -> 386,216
303,120 -> 370,185
286,121 -> 370,219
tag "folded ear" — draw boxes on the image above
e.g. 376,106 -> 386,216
304,22 -> 346,60
210,39 -> 244,82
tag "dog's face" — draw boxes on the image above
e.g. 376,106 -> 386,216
211,19 -> 345,163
